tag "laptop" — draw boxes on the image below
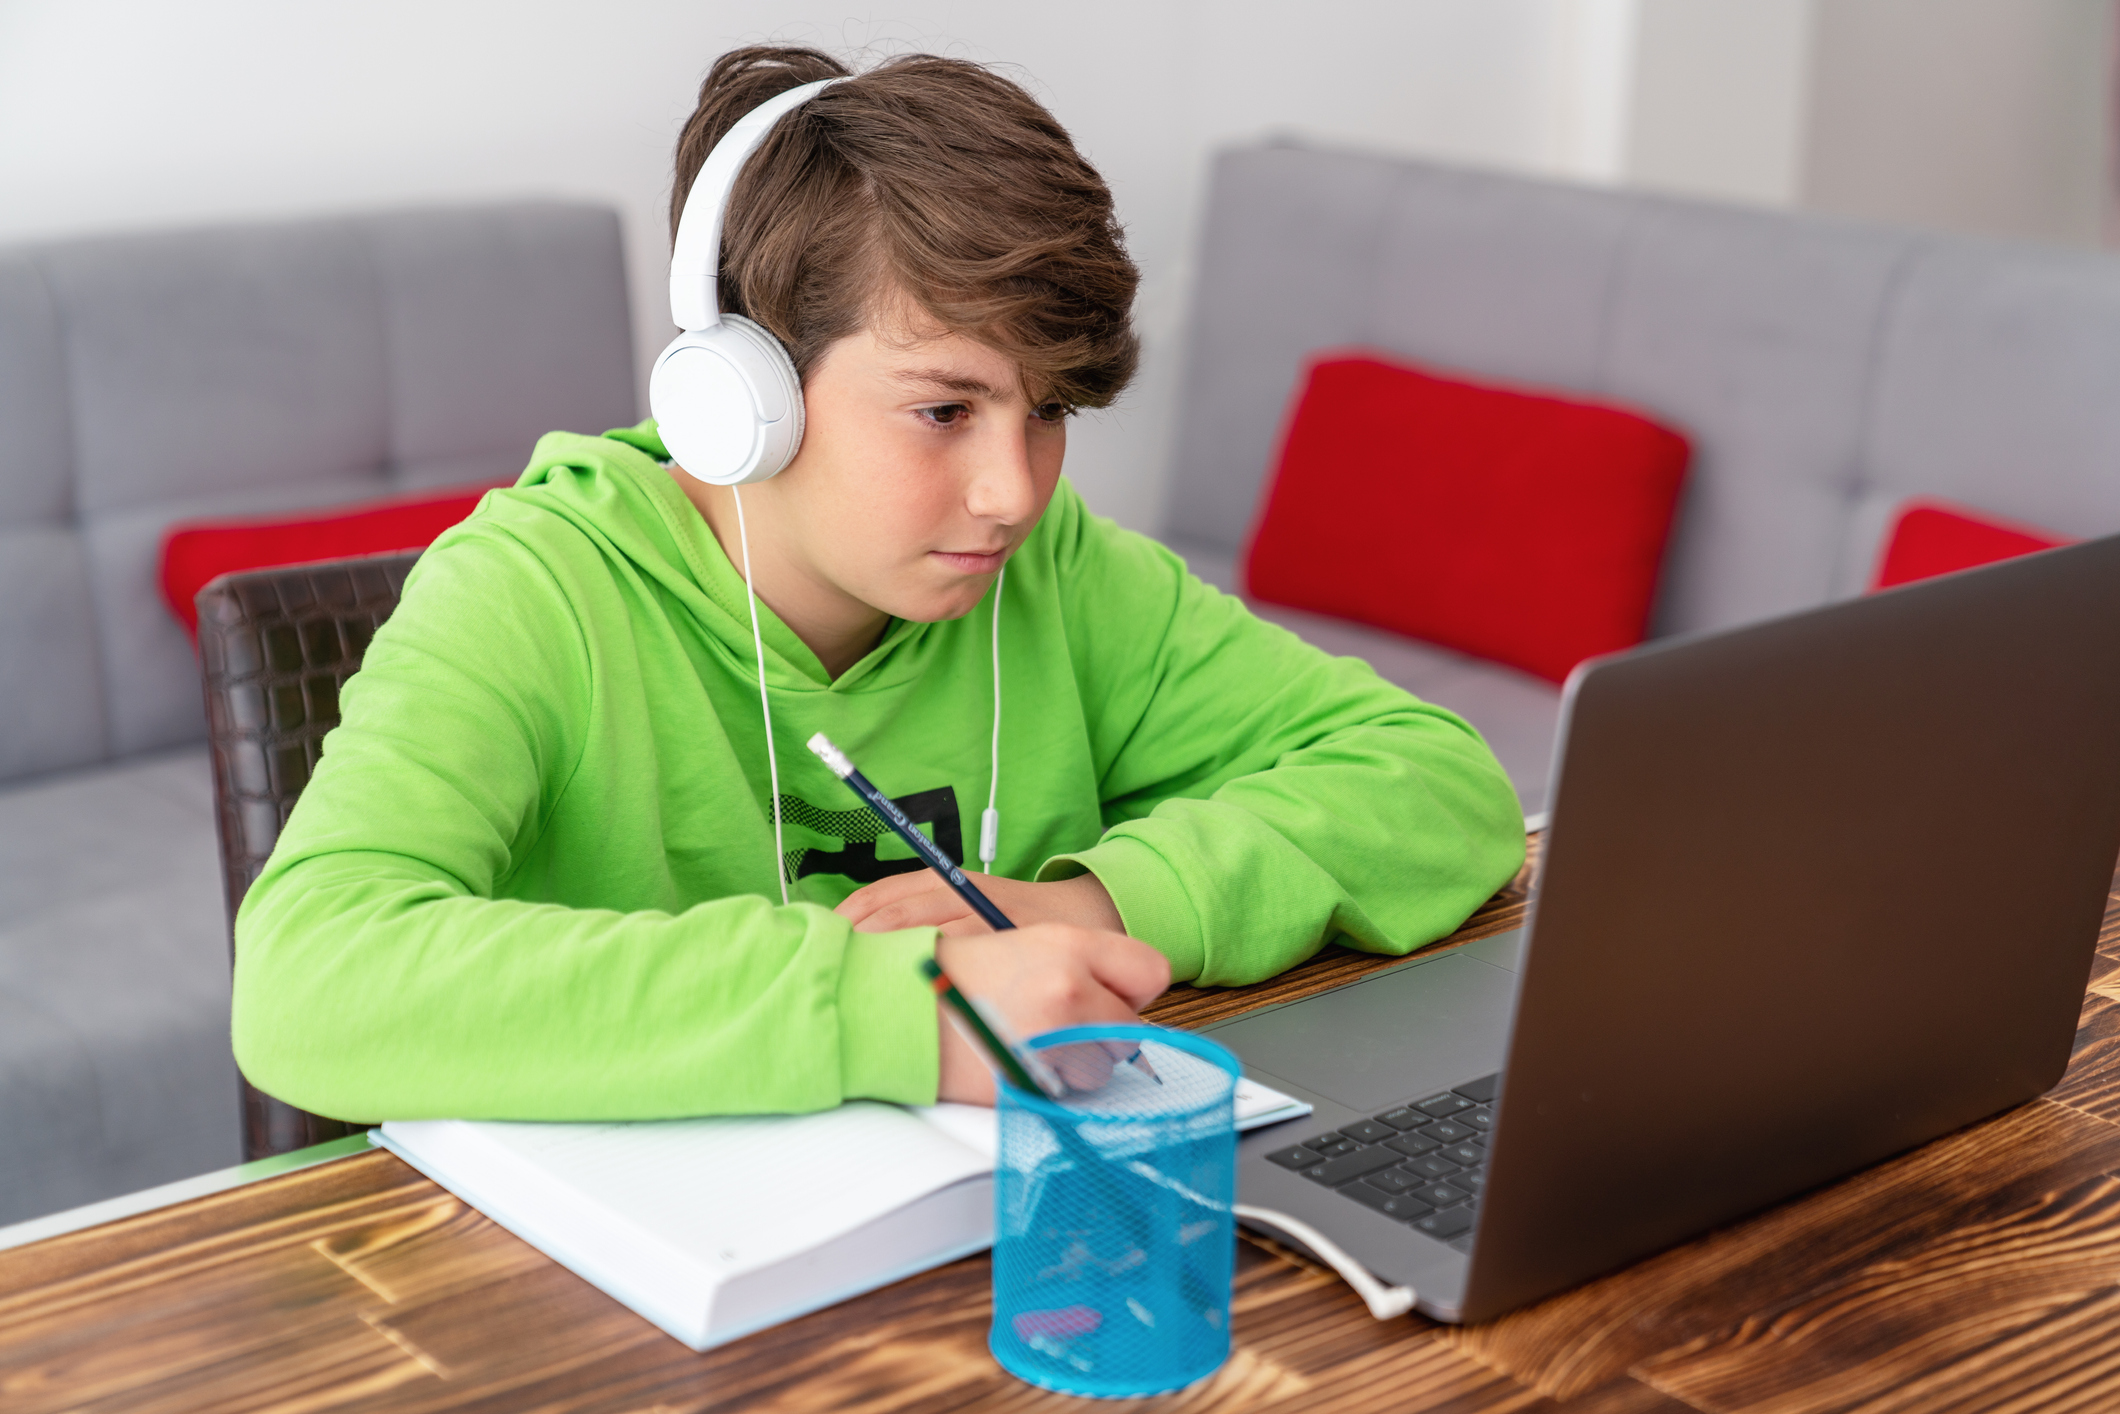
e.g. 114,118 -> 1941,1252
1205,532 -> 2120,1323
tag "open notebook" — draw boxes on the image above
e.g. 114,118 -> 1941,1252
375,1078 -> 1307,1350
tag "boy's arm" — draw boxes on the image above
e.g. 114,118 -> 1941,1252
231,526 -> 938,1123
1039,491 -> 1527,987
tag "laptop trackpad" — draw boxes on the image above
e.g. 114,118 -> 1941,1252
1207,951 -> 1518,1114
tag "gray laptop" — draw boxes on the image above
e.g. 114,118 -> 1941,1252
1207,533 -> 2120,1323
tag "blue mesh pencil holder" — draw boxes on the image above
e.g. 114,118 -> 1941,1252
989,1024 -> 1240,1398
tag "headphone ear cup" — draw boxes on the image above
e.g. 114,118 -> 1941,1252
649,315 -> 806,486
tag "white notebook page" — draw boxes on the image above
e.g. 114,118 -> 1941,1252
396,1100 -> 992,1279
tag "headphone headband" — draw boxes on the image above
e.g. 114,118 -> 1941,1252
668,77 -> 840,331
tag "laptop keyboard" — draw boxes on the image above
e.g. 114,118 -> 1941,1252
1261,1073 -> 1499,1250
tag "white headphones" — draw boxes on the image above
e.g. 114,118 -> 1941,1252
651,78 -> 839,485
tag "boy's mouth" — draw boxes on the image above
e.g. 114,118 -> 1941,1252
929,548 -> 1010,574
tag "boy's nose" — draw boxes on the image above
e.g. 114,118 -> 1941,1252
964,426 -> 1040,524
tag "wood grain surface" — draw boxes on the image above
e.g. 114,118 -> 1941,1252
7,841 -> 2120,1414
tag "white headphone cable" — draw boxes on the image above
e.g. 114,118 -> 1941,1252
731,486 -> 790,906
978,563 -> 1006,870
1232,1204 -> 1417,1320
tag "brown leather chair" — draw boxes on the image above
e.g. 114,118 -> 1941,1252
196,550 -> 422,1161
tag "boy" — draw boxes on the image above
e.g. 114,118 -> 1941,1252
232,46 -> 1525,1120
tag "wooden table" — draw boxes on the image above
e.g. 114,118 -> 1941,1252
11,839 -> 2120,1414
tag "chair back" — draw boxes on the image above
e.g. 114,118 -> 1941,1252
196,550 -> 421,1160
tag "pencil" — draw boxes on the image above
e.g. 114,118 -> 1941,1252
808,733 -> 1014,931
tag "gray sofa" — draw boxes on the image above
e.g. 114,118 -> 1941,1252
9,142 -> 2120,1228
0,204 -> 635,1224
1164,143 -> 2120,819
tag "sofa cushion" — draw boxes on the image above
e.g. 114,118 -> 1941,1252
0,257 -> 105,781
0,530 -> 107,781
364,206 -> 637,493
42,222 -> 392,520
159,484 -> 499,637
1848,241 -> 2120,586
1244,356 -> 1689,684
1872,499 -> 2075,591
1597,201 -> 1911,637
1367,161 -> 1633,401
0,254 -> 72,529
0,747 -> 240,1225
1163,145 -> 1409,552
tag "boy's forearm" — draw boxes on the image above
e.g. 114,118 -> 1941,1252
232,853 -> 942,1121
1054,728 -> 1525,987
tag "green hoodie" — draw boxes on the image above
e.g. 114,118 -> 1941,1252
232,423 -> 1525,1122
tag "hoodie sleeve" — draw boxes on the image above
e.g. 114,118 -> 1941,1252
231,522 -> 939,1123
1037,490 -> 1526,987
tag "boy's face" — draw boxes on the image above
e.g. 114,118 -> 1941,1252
767,311 -> 1070,628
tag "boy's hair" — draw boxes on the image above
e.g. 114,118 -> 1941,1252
671,46 -> 1139,410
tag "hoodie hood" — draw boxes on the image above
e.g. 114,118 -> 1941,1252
509,420 -> 939,696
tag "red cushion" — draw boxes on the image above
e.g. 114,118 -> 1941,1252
1870,498 -> 2075,592
1242,355 -> 1691,684
159,484 -> 503,638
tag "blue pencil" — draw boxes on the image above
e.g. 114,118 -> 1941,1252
806,733 -> 1014,931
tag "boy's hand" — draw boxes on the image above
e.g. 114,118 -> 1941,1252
930,925 -> 1171,1106
838,869 -> 1123,937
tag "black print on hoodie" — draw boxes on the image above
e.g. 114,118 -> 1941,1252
779,786 -> 964,884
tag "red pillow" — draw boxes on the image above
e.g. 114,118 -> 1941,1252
160,484 -> 505,638
1243,355 -> 1690,684
1869,498 -> 2075,592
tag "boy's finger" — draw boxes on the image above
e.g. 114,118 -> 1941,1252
860,893 -> 981,933
1081,937 -> 1171,1012
837,870 -> 944,924
852,877 -> 983,932
1047,1041 -> 1119,1093
1044,968 -> 1143,1029
835,873 -> 916,918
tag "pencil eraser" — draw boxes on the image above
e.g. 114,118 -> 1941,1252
807,733 -> 854,778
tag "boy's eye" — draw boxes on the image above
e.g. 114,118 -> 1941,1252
919,403 -> 970,426
1033,401 -> 1072,424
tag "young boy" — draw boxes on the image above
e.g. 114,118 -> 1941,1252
231,46 -> 1526,1122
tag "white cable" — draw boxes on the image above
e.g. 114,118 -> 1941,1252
1233,1204 -> 1418,1321
978,563 -> 1005,868
731,487 -> 789,906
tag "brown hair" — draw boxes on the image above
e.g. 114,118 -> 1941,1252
669,45 -> 1139,409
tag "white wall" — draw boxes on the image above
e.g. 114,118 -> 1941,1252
1541,0 -> 1644,183
1589,0 -> 2117,245
5,1 -> 2111,532
1800,0 -> 2115,247
1624,0 -> 1817,205
0,0 -> 1603,533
